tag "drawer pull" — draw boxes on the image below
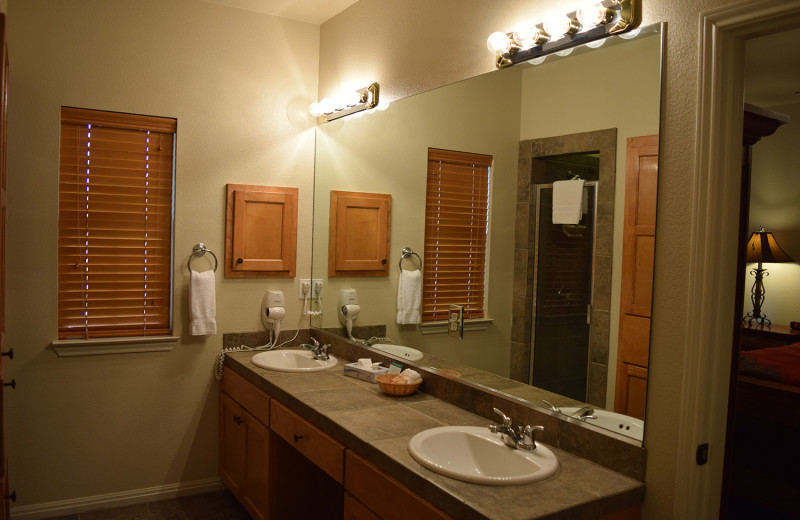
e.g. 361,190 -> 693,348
4,379 -> 15,390
5,490 -> 16,502
293,434 -> 303,442
233,416 -> 244,425
2,348 -> 13,359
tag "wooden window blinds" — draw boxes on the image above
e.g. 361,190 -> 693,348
422,148 -> 492,322
58,107 -> 176,339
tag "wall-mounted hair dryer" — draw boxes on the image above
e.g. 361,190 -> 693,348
261,290 -> 285,342
337,288 -> 360,338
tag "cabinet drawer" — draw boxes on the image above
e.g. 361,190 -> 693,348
345,451 -> 451,520
221,366 -> 270,426
270,400 -> 344,483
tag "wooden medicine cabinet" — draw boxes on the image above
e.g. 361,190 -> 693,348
328,191 -> 391,277
225,184 -> 298,278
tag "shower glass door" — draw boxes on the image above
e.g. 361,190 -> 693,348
531,182 -> 597,401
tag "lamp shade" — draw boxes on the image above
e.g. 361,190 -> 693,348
745,229 -> 794,263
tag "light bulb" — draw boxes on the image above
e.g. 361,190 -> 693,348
555,48 -> 574,57
577,3 -> 612,28
618,27 -> 641,39
309,102 -> 324,118
487,31 -> 512,55
319,98 -> 335,114
530,56 -> 547,65
512,22 -> 536,48
543,12 -> 572,38
345,90 -> 361,107
585,38 -> 606,48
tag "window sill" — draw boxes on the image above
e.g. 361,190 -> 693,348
51,336 -> 180,357
418,318 -> 494,335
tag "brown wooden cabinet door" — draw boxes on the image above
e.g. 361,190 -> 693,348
241,409 -> 269,520
225,184 -> 298,278
328,191 -> 391,277
219,393 -> 246,498
344,492 -> 381,520
614,134 -> 658,420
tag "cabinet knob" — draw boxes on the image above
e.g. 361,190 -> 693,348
236,258 -> 244,264
4,379 -> 15,390
233,415 -> 244,425
1,348 -> 13,360
381,259 -> 387,265
293,434 -> 303,442
5,491 -> 16,502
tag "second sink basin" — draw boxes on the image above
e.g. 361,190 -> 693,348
370,344 -> 424,361
408,426 -> 558,485
251,349 -> 337,373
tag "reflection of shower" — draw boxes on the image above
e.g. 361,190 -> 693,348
530,182 -> 598,401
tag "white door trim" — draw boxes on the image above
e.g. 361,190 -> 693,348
676,1 -> 800,518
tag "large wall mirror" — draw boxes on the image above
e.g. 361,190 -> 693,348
310,24 -> 663,445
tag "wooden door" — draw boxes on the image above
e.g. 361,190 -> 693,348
0,13 -> 10,520
614,134 -> 658,420
219,393 -> 246,498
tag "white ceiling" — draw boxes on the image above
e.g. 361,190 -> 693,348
199,0 -> 359,24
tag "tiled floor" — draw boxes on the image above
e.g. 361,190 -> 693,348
43,490 -> 251,520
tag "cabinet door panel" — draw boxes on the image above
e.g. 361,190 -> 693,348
344,492 -> 381,520
241,409 -> 269,520
219,393 -> 246,497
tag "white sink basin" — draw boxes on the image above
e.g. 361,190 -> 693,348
251,350 -> 337,373
408,426 -> 558,485
560,407 -> 643,441
370,344 -> 424,361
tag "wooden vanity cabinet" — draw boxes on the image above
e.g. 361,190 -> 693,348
344,451 -> 451,520
219,368 -> 271,520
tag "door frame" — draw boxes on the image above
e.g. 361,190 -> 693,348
675,1 -> 800,518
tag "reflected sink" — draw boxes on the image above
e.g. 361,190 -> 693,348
560,407 -> 643,441
251,349 -> 337,373
408,426 -> 558,485
370,344 -> 424,361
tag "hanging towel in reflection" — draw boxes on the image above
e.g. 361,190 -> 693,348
397,269 -> 421,325
552,179 -> 585,225
190,270 -> 217,335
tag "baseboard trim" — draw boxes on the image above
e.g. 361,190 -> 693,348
10,477 -> 224,520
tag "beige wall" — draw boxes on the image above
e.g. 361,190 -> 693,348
319,0 -> 745,518
6,0 -> 318,507
746,102 -> 800,325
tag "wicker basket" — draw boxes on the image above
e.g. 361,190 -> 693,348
376,373 -> 422,396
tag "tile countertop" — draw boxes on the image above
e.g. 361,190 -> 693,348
224,351 -> 644,520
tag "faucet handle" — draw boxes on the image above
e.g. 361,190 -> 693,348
492,408 -> 512,427
310,337 -> 320,348
520,425 -> 545,450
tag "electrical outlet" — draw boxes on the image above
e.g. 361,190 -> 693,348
298,279 -> 311,298
299,279 -> 323,298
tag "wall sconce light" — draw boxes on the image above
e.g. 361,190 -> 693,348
744,227 -> 795,327
487,0 -> 637,68
309,83 -> 380,122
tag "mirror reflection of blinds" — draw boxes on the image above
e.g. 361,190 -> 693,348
422,148 -> 492,322
58,107 -> 176,339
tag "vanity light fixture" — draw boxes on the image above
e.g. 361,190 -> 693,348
309,82 -> 380,122
487,0 -> 637,68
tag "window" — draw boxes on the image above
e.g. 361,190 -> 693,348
422,148 -> 492,322
58,107 -> 176,340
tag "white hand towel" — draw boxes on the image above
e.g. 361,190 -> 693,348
552,179 -> 585,225
190,270 -> 217,335
400,368 -> 422,383
396,269 -> 421,325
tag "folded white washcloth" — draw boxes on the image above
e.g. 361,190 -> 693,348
552,179 -> 585,225
190,270 -> 217,336
400,369 -> 421,384
397,269 -> 422,324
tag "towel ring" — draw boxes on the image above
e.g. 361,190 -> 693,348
399,247 -> 422,272
188,243 -> 218,273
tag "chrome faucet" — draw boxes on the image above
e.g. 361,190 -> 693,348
570,407 -> 598,421
488,408 -> 544,451
302,338 -> 331,360
542,400 -> 561,413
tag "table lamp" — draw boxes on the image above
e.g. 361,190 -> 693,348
744,227 -> 794,326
